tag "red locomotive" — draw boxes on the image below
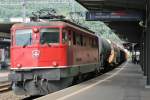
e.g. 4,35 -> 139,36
9,19 -> 127,96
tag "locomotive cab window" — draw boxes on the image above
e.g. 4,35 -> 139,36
15,29 -> 32,46
62,31 -> 68,44
40,28 -> 59,44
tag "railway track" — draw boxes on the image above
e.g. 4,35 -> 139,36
0,82 -> 11,93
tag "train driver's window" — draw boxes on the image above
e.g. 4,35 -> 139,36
62,32 -> 68,44
40,28 -> 59,44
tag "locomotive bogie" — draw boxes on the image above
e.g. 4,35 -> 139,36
9,63 -> 99,95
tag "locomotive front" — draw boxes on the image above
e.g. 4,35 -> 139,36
9,22 -> 72,95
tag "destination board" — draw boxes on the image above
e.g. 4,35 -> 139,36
86,11 -> 144,21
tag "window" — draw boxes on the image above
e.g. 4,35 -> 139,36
83,36 -> 86,46
89,37 -> 92,47
15,29 -> 32,46
40,28 -> 59,44
73,31 -> 76,45
91,38 -> 98,48
95,38 -> 98,47
76,34 -> 80,45
80,34 -> 83,46
92,38 -> 94,47
62,32 -> 68,44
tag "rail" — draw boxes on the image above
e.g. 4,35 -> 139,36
0,82 -> 11,93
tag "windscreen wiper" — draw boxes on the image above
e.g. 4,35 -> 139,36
23,37 -> 32,48
46,42 -> 51,47
41,38 -> 51,47
43,41 -> 51,47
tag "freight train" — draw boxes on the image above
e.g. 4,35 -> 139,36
9,20 -> 127,96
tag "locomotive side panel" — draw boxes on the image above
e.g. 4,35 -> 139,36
72,38 -> 99,65
67,28 -> 99,73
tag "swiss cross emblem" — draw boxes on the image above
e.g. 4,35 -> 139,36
32,50 -> 40,58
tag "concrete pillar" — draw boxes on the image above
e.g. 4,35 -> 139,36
144,31 -> 147,76
140,31 -> 144,69
140,42 -> 144,70
131,44 -> 135,63
146,0 -> 150,86
146,27 -> 150,85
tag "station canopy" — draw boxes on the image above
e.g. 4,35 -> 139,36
76,0 -> 146,43
76,0 -> 146,11
0,22 -> 15,33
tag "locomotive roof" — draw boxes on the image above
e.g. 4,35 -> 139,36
12,20 -> 95,35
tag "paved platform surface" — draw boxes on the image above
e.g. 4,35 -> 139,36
0,70 -> 9,83
37,61 -> 150,100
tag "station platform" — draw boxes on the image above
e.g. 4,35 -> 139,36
0,70 -> 9,83
37,61 -> 150,100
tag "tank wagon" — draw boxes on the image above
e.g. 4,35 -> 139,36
9,20 -> 127,96
97,36 -> 111,70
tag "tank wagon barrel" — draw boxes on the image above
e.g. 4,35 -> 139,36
98,36 -> 111,69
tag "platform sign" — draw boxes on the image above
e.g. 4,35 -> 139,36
86,11 -> 144,21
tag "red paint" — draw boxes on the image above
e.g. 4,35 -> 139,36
11,45 -> 67,69
10,21 -> 99,70
60,28 -> 63,44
